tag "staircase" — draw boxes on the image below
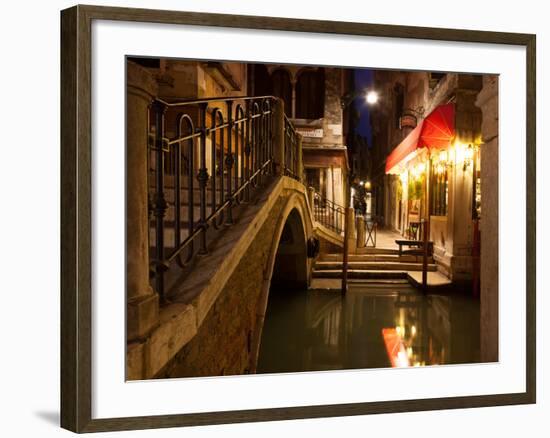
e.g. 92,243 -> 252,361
312,248 -> 436,282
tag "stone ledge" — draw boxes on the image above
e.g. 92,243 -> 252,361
127,293 -> 159,341
126,341 -> 145,381
147,303 -> 197,377
315,223 -> 344,248
126,303 -> 197,380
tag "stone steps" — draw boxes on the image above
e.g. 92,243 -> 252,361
355,247 -> 400,255
314,261 -> 437,272
312,270 -> 409,279
315,260 -> 437,271
320,253 -> 434,263
313,248 -> 437,280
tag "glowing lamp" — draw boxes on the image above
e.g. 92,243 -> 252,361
366,90 -> 379,105
463,144 -> 475,170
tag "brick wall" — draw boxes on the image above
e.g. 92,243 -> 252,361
156,197 -> 287,378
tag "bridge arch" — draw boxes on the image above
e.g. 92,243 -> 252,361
248,189 -> 313,371
271,208 -> 308,290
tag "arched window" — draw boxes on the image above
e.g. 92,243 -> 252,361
271,69 -> 292,115
296,69 -> 324,119
252,64 -> 271,97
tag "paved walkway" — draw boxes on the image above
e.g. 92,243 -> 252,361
369,227 -> 403,250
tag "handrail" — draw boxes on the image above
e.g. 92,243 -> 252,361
156,95 -> 277,107
312,191 -> 345,235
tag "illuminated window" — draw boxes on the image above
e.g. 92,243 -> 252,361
429,159 -> 448,216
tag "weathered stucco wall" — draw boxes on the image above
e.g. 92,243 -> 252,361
477,75 -> 499,363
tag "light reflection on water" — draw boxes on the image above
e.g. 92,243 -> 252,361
257,283 -> 480,374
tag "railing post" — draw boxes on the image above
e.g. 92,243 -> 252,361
347,207 -> 357,253
197,102 -> 210,253
296,133 -> 304,183
272,98 -> 285,176
152,99 -> 168,304
422,218 -> 429,291
225,100 -> 234,224
244,100 -> 252,201
307,186 -> 315,212
126,61 -> 159,340
268,99 -> 274,175
356,215 -> 366,248
342,206 -> 355,295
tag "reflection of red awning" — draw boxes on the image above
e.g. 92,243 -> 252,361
385,103 -> 455,174
382,328 -> 410,368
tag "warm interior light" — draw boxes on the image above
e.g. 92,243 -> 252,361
465,144 -> 474,161
366,90 -> 379,105
399,171 -> 408,185
439,150 -> 448,163
364,181 -> 371,190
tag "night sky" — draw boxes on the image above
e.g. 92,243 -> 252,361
353,68 -> 374,146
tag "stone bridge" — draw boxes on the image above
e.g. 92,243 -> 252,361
125,61 -> 351,380
127,175 -> 342,379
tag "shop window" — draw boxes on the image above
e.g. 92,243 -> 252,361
296,69 -> 325,119
271,69 -> 292,116
430,159 -> 448,216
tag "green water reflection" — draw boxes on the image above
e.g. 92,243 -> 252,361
257,284 -> 480,374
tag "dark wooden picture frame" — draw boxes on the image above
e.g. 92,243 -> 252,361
61,4 -> 536,433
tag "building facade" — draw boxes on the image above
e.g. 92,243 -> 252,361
370,71 -> 498,283
249,64 -> 351,209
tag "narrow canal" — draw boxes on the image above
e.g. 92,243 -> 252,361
257,284 -> 480,374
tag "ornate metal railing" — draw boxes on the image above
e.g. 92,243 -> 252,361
312,191 -> 345,235
148,95 -> 281,302
283,115 -> 300,180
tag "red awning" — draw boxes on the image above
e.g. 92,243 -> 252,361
384,122 -> 424,174
385,103 -> 455,174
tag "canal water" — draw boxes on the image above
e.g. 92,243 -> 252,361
257,283 -> 480,374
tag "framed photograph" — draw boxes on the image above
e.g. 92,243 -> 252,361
60,4 -> 536,433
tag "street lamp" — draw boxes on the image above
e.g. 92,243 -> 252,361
340,88 -> 380,109
365,90 -> 379,105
